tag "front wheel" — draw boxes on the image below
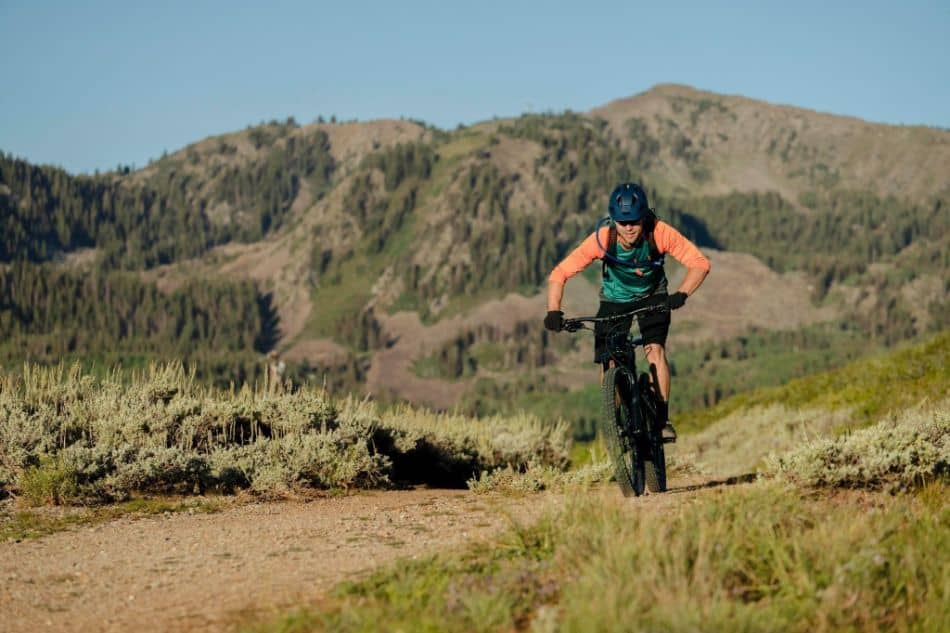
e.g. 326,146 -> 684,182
639,373 -> 667,493
602,367 -> 645,497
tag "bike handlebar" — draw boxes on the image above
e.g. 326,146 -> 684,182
561,304 -> 668,333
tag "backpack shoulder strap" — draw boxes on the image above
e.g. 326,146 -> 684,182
602,225 -> 617,276
647,230 -> 659,260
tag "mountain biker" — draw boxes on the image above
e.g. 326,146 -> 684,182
543,182 -> 710,441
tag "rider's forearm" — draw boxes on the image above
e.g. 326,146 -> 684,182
547,280 -> 565,311
677,267 -> 708,296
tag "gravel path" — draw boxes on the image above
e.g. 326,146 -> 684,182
0,489 -> 562,633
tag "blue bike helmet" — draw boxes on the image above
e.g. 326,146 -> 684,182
608,183 -> 649,223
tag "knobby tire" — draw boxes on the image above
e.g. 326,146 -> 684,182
602,367 -> 645,497
638,373 -> 667,493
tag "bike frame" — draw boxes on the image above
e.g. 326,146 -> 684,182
563,305 -> 667,437
563,304 -> 670,495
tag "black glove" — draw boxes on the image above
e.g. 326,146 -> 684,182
544,310 -> 564,332
667,292 -> 688,310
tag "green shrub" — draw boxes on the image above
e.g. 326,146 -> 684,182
467,459 -> 613,494
18,456 -> 80,506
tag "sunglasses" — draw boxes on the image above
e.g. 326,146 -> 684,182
616,219 -> 644,227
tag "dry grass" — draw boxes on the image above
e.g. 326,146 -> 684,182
551,483 -> 949,633
244,482 -> 950,633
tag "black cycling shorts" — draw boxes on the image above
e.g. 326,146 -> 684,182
593,294 -> 670,363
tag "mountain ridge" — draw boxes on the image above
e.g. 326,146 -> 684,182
590,83 -> 950,201
604,82 -> 947,131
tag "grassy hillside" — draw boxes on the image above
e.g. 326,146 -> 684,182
655,330 -> 948,481
683,329 -> 950,434
242,331 -> 950,633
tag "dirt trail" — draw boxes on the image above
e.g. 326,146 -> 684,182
1,476 -> 727,632
1,489 -> 555,632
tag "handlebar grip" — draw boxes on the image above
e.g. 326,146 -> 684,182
562,320 -> 582,332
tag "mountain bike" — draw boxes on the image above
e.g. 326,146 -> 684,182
563,305 -> 671,496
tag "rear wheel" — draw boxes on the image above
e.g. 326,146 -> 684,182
639,373 -> 667,493
602,367 -> 645,497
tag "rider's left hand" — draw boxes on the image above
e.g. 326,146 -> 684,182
667,292 -> 688,310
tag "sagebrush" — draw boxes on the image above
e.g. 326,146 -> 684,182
0,363 -> 570,504
765,401 -> 950,490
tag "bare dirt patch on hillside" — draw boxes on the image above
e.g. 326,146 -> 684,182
136,120 -> 430,349
670,248 -> 838,344
281,339 -> 349,364
362,275 -> 600,407
367,291 -> 559,408
314,119 -> 428,171
143,169 -> 364,347
487,136 -> 545,213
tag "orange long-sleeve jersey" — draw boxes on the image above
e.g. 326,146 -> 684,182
549,221 -> 710,298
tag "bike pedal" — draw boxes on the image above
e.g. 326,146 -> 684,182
660,423 -> 677,444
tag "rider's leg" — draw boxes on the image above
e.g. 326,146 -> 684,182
644,343 -> 676,441
635,294 -> 674,439
643,343 -> 670,401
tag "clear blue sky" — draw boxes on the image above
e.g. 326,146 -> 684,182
2,1 -> 948,174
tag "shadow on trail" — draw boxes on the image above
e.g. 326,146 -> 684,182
666,472 -> 758,494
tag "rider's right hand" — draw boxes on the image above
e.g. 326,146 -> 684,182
544,310 -> 564,332
667,292 -> 688,310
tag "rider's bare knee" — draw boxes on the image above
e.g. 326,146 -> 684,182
644,343 -> 665,363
